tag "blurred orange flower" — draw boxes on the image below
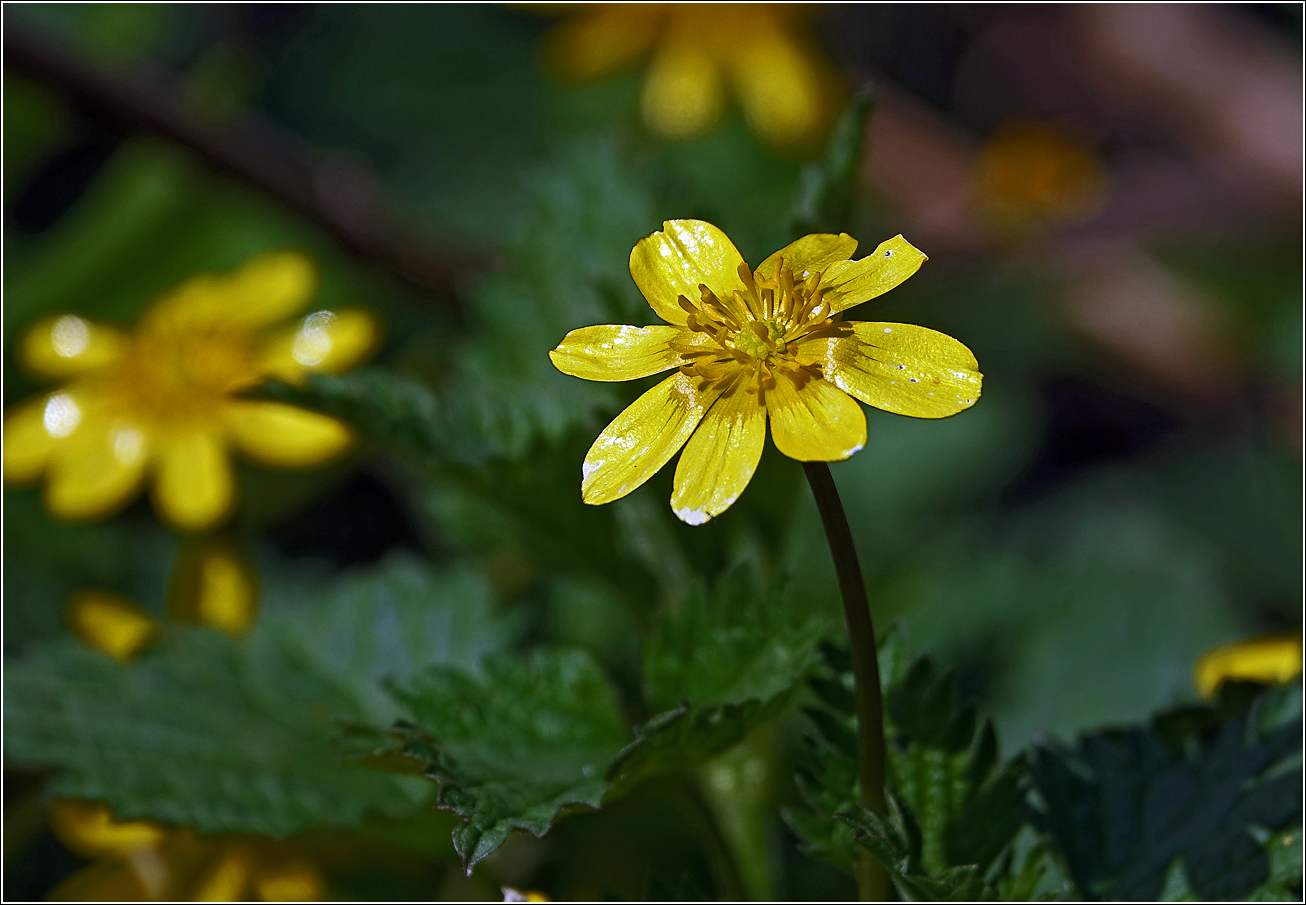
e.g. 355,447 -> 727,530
542,3 -> 837,147
974,121 -> 1108,238
2,253 -> 378,532
48,800 -> 325,902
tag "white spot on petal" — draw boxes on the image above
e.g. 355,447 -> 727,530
43,393 -> 80,438
675,507 -> 710,525
51,315 -> 90,358
883,327 -> 892,333
111,427 -> 145,464
292,310 -> 337,367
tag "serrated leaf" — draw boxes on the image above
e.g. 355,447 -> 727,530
384,648 -> 630,871
4,631 -> 427,836
790,634 -> 1026,885
1027,683 -> 1303,901
606,572 -> 826,797
605,697 -> 786,801
3,556 -> 514,836
262,554 -> 520,724
841,800 -> 993,902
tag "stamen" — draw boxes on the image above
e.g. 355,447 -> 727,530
677,294 -> 698,314
749,321 -> 776,349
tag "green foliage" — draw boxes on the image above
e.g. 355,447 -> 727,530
1027,682 -> 1304,901
611,573 -> 825,796
3,557 -> 516,837
383,649 -> 630,871
840,799 -> 991,901
788,632 -> 1026,889
788,88 -> 873,238
643,572 -> 827,715
378,572 -> 827,869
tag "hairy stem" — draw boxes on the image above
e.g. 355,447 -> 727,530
803,461 -> 888,902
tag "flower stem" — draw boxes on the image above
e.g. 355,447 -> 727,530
802,461 -> 888,902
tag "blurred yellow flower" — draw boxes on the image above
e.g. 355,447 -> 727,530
69,536 -> 259,662
2,252 -> 378,532
543,3 -> 837,146
48,800 -> 325,902
550,220 -> 981,524
974,121 -> 1108,238
1193,635 -> 1303,699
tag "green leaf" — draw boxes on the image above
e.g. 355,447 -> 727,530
3,631 -> 427,836
788,88 -> 874,238
608,572 -> 826,797
643,572 -> 827,715
384,648 -> 630,871
1246,826 -> 1303,900
839,800 -> 992,901
1027,682 -> 1303,901
788,634 -> 1026,888
3,556 -> 515,836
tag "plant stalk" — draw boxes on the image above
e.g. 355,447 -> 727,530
803,461 -> 888,902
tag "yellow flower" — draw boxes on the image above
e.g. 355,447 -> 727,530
48,800 -> 325,901
1193,635 -> 1303,699
69,536 -> 259,663
549,220 -> 982,524
543,3 -> 837,146
974,121 -> 1108,237
2,252 -> 378,532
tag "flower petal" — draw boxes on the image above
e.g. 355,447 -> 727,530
67,589 -> 158,664
671,386 -> 766,524
550,324 -> 698,382
1193,635 -> 1303,698
629,220 -> 749,326
169,538 -> 259,637
582,372 -> 721,505
796,322 -> 982,418
728,13 -> 829,146
767,372 -> 866,462
150,251 -> 316,329
44,417 -> 149,522
755,233 -> 859,283
260,308 -> 379,385
641,31 -> 723,140
48,800 -> 165,860
3,396 -> 59,482
820,235 -> 928,314
544,4 -> 663,80
20,315 -> 125,379
225,400 -> 352,468
152,429 -> 234,531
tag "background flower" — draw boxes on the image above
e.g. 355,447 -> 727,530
543,3 -> 838,147
2,253 -> 378,531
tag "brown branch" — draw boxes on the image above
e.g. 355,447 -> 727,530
3,24 -> 480,301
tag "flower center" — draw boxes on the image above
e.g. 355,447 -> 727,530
96,319 -> 263,427
669,259 -> 850,404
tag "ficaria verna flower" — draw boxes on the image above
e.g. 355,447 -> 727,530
2,252 -> 377,531
549,220 -> 982,525
68,535 -> 259,663
543,4 -> 835,146
48,799 -> 325,901
1192,635 -> 1303,699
